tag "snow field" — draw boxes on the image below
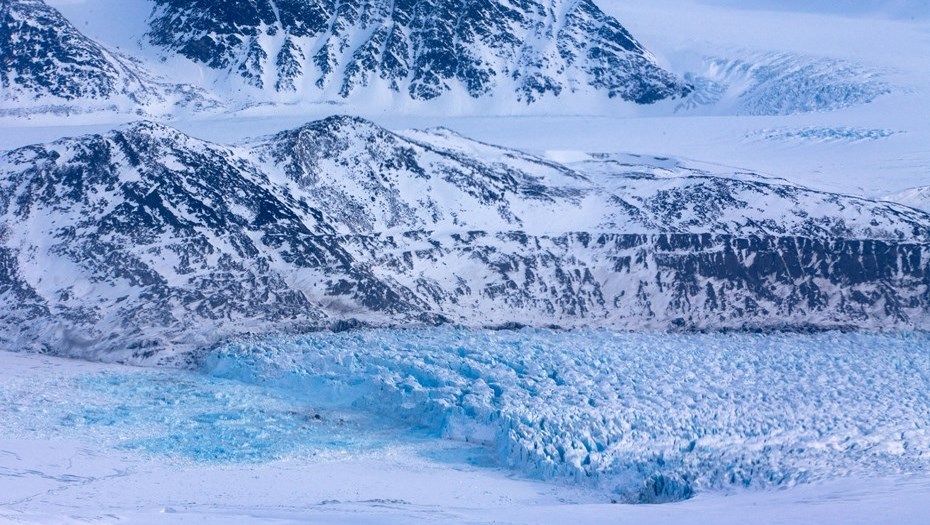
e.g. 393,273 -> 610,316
2,349 -> 930,523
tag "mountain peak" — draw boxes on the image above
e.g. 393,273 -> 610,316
3,123 -> 930,359
147,0 -> 690,105
0,0 -> 218,115
0,0 -> 120,101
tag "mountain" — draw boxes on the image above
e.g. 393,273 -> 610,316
0,0 -> 215,115
676,52 -> 890,116
146,0 -> 690,104
887,186 -> 930,214
0,120 -> 432,359
2,117 -> 929,361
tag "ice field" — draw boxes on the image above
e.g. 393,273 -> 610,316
209,329 -> 930,502
2,329 -> 930,522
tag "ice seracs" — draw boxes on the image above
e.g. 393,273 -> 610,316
207,328 -> 930,502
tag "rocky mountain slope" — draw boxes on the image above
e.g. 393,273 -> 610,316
146,0 -> 689,104
1,117 -> 929,360
0,0 -> 214,115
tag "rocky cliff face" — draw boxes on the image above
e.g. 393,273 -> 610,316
0,0 -> 214,114
147,0 -> 689,103
1,117 -> 928,361
1,0 -> 128,101
345,232 -> 930,331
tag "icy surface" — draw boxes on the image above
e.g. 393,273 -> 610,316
0,366 -> 389,463
2,349 -> 930,523
676,53 -> 890,116
747,127 -> 899,144
206,328 -> 930,503
4,329 -> 929,504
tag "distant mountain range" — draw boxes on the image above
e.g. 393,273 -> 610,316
2,117 -> 928,361
0,1 -> 925,361
147,0 -> 689,103
2,0 -> 899,117
1,0 -> 690,113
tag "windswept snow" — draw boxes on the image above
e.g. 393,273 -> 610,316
887,186 -> 930,214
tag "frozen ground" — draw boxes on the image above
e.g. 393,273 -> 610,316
2,330 -> 930,523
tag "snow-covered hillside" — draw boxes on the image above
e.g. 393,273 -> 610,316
145,0 -> 689,105
2,117 -> 930,360
0,0 -> 216,116
887,186 -> 930,214
0,0 -> 692,115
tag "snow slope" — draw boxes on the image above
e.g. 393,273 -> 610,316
888,186 -> 930,213
0,0 -> 217,117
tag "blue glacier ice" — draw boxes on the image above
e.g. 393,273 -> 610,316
750,127 -> 899,143
3,328 -> 930,504
0,369 -> 394,463
207,328 -> 930,502
681,53 -> 891,116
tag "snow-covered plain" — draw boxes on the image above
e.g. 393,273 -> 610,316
2,329 -> 930,523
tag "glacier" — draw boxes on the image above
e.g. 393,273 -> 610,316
2,0 -> 930,521
0,366 -> 390,464
675,52 -> 890,116
3,329 -> 929,504
2,333 -> 930,521
200,328 -> 930,503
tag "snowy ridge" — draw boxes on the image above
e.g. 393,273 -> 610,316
676,52 -> 890,116
2,117 -> 930,360
1,0 -> 905,118
206,328 -> 930,502
887,186 -> 930,214
253,118 -> 930,239
0,0 -> 217,116
145,0 -> 690,105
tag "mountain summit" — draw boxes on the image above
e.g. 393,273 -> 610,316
0,0 -> 214,114
2,118 -> 929,360
147,0 -> 690,104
